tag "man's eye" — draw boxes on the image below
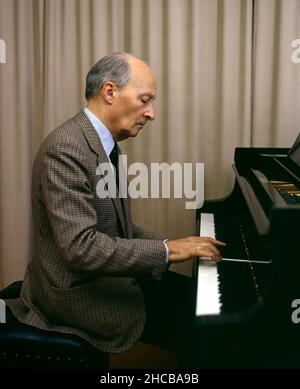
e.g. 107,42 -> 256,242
141,98 -> 149,104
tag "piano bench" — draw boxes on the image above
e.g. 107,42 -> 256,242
0,281 -> 109,368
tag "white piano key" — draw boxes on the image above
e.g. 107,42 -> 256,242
196,261 -> 220,315
196,213 -> 221,316
200,213 -> 215,238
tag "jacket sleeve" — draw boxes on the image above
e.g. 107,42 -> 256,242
131,223 -> 165,240
39,136 -> 166,279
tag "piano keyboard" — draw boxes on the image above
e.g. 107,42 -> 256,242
196,212 -> 271,320
196,213 -> 221,316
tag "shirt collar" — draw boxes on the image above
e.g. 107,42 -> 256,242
84,107 -> 115,158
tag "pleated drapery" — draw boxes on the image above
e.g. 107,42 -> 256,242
0,0 -> 299,286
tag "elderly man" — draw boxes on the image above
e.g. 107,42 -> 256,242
6,53 -> 224,358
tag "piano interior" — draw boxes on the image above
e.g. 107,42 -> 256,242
187,138 -> 300,368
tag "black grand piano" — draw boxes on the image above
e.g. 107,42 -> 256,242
188,133 -> 300,368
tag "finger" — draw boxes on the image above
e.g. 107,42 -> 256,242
195,244 -> 221,258
205,242 -> 221,256
212,239 -> 226,246
199,252 -> 221,263
205,237 -> 226,246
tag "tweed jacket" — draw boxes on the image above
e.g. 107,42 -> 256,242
6,110 -> 167,353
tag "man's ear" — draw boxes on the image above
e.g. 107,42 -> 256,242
102,81 -> 117,105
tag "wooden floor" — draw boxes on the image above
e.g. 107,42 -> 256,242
109,342 -> 177,369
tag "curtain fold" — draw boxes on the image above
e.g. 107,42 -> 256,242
0,0 -> 44,287
252,0 -> 300,147
1,0 -> 299,286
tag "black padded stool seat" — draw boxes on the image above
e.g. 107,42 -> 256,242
0,281 -> 109,368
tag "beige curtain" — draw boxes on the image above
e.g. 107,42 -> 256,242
0,0 -> 44,287
1,0 -> 299,288
252,0 -> 300,146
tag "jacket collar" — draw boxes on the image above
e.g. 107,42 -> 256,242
74,109 -> 129,237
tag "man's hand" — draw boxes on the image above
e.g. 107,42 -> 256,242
165,236 -> 226,264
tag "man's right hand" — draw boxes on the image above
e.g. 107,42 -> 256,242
165,236 -> 226,264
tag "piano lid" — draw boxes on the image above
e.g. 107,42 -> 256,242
287,132 -> 300,166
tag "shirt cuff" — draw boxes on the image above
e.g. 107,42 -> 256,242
162,239 -> 169,266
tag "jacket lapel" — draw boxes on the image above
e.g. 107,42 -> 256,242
74,110 -> 128,237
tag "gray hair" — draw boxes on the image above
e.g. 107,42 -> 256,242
85,52 -> 131,100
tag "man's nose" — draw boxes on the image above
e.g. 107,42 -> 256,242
144,103 -> 155,121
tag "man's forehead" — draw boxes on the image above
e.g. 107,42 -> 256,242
128,58 -> 155,79
122,57 -> 156,97
127,72 -> 156,95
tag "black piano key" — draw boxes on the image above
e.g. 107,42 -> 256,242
212,209 -> 272,262
217,260 -> 272,314
213,213 -> 247,259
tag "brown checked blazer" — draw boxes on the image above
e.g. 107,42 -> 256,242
6,110 -> 167,353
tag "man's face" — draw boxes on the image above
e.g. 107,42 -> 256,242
109,60 -> 156,141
